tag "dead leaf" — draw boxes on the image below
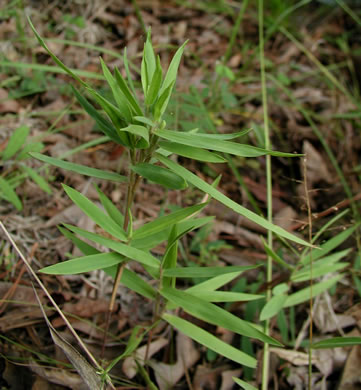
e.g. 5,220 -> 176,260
220,368 -> 242,390
303,140 -> 333,185
270,347 -> 318,366
122,337 -> 169,379
150,332 -> 200,390
30,360 -> 87,390
0,88 -> 20,113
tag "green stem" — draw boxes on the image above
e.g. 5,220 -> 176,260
259,1 -> 273,388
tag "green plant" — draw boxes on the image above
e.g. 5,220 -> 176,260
27,18 -> 318,388
0,124 -> 50,210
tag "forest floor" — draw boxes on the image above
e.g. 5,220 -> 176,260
1,1 -> 361,389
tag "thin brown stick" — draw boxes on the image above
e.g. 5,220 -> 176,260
291,191 -> 361,231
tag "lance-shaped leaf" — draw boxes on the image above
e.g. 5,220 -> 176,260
141,30 -> 156,95
154,81 -> 175,120
0,177 -> 22,210
284,274 -> 343,308
187,291 -> 263,303
63,224 -> 160,270
100,57 -> 132,123
21,165 -> 52,194
62,184 -> 127,241
155,153 -> 311,247
145,56 -> 163,106
133,202 -> 207,240
39,252 -> 125,275
94,184 -> 124,228
31,153 -> 126,183
159,141 -> 226,163
160,287 -> 282,346
159,40 -> 188,97
114,66 -> 142,116
312,337 -> 361,349
163,265 -> 260,278
118,124 -> 149,149
2,125 -> 29,160
131,216 -> 214,250
163,314 -> 257,368
85,87 -> 131,147
233,377 -> 258,390
131,163 -> 187,190
104,264 -> 157,300
155,129 -> 301,158
186,272 -> 244,293
260,294 -> 288,321
301,225 -> 359,266
60,223 -> 157,299
71,86 -> 122,144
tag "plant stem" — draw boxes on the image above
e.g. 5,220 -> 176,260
102,150 -> 141,358
259,0 -> 273,388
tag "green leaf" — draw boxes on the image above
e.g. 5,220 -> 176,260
163,265 -> 260,278
100,57 -> 132,123
161,226 -> 179,288
163,314 -> 257,368
153,81 -> 175,120
39,252 -> 124,274
0,177 -> 22,210
159,40 -> 188,97
159,141 -> 226,163
62,184 -> 127,241
161,287 -> 282,346
94,184 -> 124,228
58,226 -> 99,256
291,262 -> 348,283
28,17 -> 86,87
64,224 -> 160,270
186,272 -> 244,293
131,163 -> 187,190
233,377 -> 258,390
155,154 -> 311,247
312,337 -> 361,349
155,129 -> 301,158
2,125 -> 29,160
72,86 -> 122,144
260,294 -> 288,321
123,47 -> 137,97
143,30 -> 156,93
262,239 -> 294,271
188,128 -> 252,140
145,56 -> 163,106
85,87 -> 131,147
119,124 -> 149,149
133,116 -> 156,128
105,326 -> 145,373
301,225 -> 359,266
131,216 -> 214,250
31,153 -> 126,182
104,265 -> 156,300
284,274 -> 343,308
133,203 -> 207,240
114,66 -> 143,116
16,142 -> 44,160
21,165 -> 52,194
188,291 -> 263,303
